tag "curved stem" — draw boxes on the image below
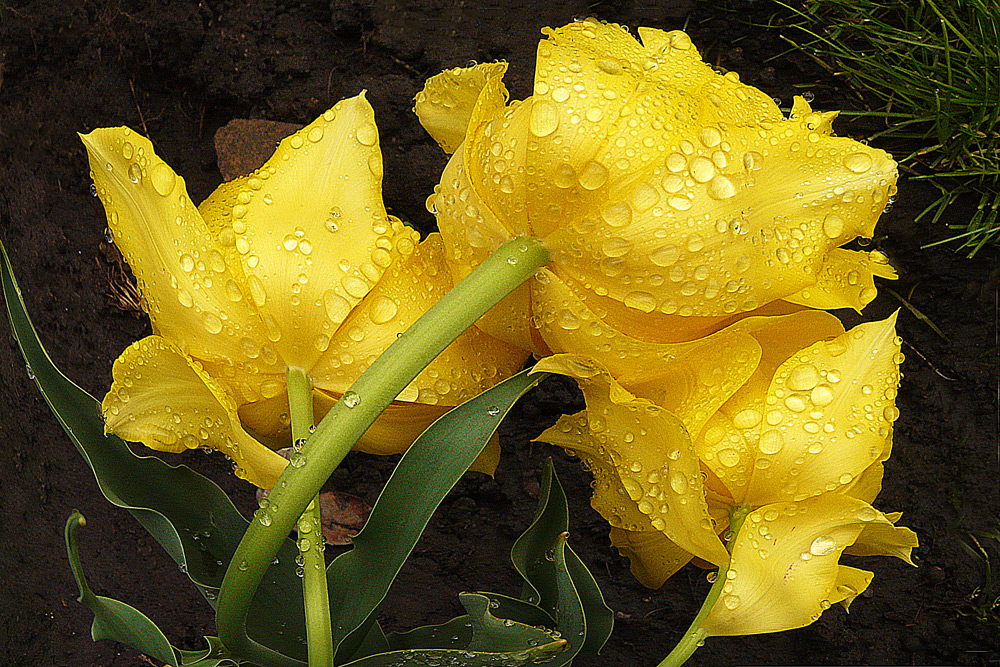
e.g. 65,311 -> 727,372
287,368 -> 333,667
216,237 -> 550,664
657,505 -> 752,667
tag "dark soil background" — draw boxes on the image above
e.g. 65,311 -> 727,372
1,1 -> 998,665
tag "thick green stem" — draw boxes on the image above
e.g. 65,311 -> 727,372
216,237 -> 550,665
287,368 -> 334,667
657,505 -> 752,667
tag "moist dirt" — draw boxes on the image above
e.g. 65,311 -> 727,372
1,1 -> 998,665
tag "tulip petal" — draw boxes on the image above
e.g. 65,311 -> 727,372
844,512 -> 918,565
829,565 -> 874,612
701,495 -> 904,636
785,249 -> 897,312
535,355 -> 730,567
693,310 -> 845,502
198,93 -> 414,372
309,232 -> 528,406
609,527 -> 694,588
745,314 -> 901,505
432,63 -> 529,296
81,128 -> 277,373
414,62 -> 509,154
102,336 -> 287,489
532,268 -> 760,439
538,410 -> 659,532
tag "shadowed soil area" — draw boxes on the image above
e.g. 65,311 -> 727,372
1,1 -> 997,665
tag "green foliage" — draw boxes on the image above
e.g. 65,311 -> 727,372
4,240 -> 612,666
960,522 -> 1000,628
778,0 -> 1000,254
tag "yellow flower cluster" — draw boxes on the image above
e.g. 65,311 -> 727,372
413,19 -> 916,637
87,94 -> 526,489
85,15 -> 916,641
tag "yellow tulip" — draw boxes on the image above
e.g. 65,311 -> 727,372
415,19 -> 897,353
535,312 -> 916,635
87,93 -> 527,488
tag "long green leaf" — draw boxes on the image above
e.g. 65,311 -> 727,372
511,461 -> 613,660
65,512 -> 238,667
328,368 -> 549,663
0,241 -> 307,660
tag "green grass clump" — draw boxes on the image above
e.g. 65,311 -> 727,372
777,0 -> 1000,255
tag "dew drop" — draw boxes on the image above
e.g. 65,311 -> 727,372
623,291 -> 657,313
707,175 -> 736,200
578,161 -> 609,190
689,156 -> 716,183
529,100 -> 560,137
787,363 -> 820,391
204,313 -> 223,334
356,122 -> 378,146
342,391 -> 361,408
810,535 -> 837,556
369,295 -> 398,324
127,163 -> 142,184
758,430 -> 784,454
844,152 -> 873,173
823,214 -> 845,239
597,58 -> 623,75
150,162 -> 176,196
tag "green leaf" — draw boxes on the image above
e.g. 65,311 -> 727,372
381,462 -> 612,665
0,241 -> 308,661
511,461 -> 614,659
343,593 -> 567,667
328,368 -> 549,663
65,512 -> 238,667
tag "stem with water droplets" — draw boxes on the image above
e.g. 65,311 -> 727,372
656,505 -> 751,667
216,237 -> 550,665
286,367 -> 334,667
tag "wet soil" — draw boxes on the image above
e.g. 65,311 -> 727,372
1,1 -> 998,666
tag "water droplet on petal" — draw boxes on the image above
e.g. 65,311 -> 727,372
529,100 -> 560,137
356,122 -> 378,146
758,430 -> 783,454
844,152 -> 873,173
707,175 -> 736,199
810,535 -> 838,556
127,163 -> 142,184
150,162 -> 176,196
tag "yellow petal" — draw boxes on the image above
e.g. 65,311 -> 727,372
537,410 -> 660,533
102,336 -> 287,489
81,128 -> 277,373
844,512 -> 918,565
609,527 -> 694,588
535,355 -> 730,567
745,313 -> 901,505
198,93 -> 415,371
532,268 -> 761,440
829,565 -> 874,612
700,495 -> 902,636
520,22 -> 781,240
415,62 -> 509,154
785,249 -> 897,312
693,310 -> 845,502
309,232 -> 528,405
532,25 -> 896,318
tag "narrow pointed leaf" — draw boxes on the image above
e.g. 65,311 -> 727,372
1,241 -> 307,660
329,368 -> 549,663
66,512 -> 238,667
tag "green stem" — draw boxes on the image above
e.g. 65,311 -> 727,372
217,237 -> 550,665
287,368 -> 334,667
657,505 -> 752,667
